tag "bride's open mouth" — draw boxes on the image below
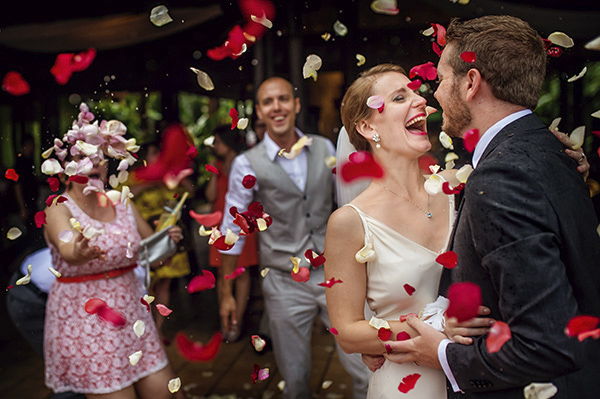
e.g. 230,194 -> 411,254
405,114 -> 427,135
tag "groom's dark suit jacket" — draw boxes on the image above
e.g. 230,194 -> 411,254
439,113 -> 600,399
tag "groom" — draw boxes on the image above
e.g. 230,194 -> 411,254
385,15 -> 600,398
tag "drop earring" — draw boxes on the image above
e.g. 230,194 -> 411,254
372,133 -> 381,149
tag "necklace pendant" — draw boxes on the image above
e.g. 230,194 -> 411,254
426,212 -> 432,218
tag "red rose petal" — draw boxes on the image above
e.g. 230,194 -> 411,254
35,211 -> 47,228
409,61 -> 438,81
97,305 -> 127,327
399,313 -> 418,322
251,363 -> 260,384
242,174 -> 257,189
187,145 -> 198,159
189,210 -> 223,227
205,164 -> 219,175
542,38 -> 552,50
175,331 -> 222,362
305,249 -> 326,267
378,327 -> 392,341
432,42 -> 443,57
442,182 -> 465,195
318,277 -> 343,288
2,71 -> 30,96
340,151 -> 385,182
247,201 -> 264,217
156,303 -> 173,316
486,321 -> 511,353
70,48 -> 96,72
48,177 -> 60,192
578,328 -> 600,342
446,282 -> 482,322
403,284 -> 416,296
229,108 -> 239,130
140,297 -> 151,313
233,213 -> 252,234
46,194 -> 58,207
69,175 -> 89,184
565,315 -> 600,337
592,131 -> 600,139
187,270 -> 216,293
463,128 -> 480,153
84,298 -> 107,314
547,46 -> 563,57
4,168 -> 19,181
397,331 -> 410,341
432,23 -> 446,46
330,328 -> 338,335
378,104 -> 385,113
398,373 -> 421,393
50,53 -> 75,85
460,51 -> 477,63
56,195 -> 68,204
385,343 -> 392,354
436,251 -> 458,269
225,267 -> 245,280
407,79 -> 421,91
212,236 -> 234,251
291,267 -> 311,283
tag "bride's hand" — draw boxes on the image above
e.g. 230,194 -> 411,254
444,306 -> 494,345
361,354 -> 385,372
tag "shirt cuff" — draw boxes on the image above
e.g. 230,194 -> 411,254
438,339 -> 463,393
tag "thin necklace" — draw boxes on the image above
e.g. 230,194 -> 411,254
376,182 -> 432,218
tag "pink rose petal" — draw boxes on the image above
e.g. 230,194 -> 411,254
397,331 -> 410,341
291,267 -> 310,283
486,321 -> 511,353
156,303 -> 173,316
187,270 -> 216,293
205,164 -> 219,175
463,128 -> 480,153
340,151 -> 385,182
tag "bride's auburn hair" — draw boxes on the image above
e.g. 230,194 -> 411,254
340,63 -> 406,152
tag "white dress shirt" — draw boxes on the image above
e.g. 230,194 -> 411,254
439,108 -> 533,392
219,128 -> 336,255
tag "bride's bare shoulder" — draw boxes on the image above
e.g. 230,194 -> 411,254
328,204 -> 363,234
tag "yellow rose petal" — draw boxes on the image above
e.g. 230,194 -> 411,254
16,265 -> 32,285
190,67 -> 215,91
356,54 -> 366,67
333,20 -> 348,36
48,267 -> 62,278
290,257 -> 301,273
260,268 -> 270,278
150,5 -> 173,27
7,227 -> 22,240
256,218 -> 268,231
129,350 -> 143,366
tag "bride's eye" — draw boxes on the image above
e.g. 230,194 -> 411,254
393,96 -> 405,102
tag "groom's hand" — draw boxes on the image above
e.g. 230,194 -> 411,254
383,316 -> 445,370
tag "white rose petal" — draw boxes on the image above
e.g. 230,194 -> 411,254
302,54 -> 322,80
150,5 -> 173,27
439,131 -> 454,150
109,175 -> 119,189
251,335 -> 266,352
523,382 -> 558,399
456,164 -> 474,184
168,377 -> 182,393
356,54 -> 366,66
41,158 -> 64,175
591,110 -> 600,119
549,117 -> 562,132
422,26 -> 435,36
7,227 -> 22,240
333,20 -> 348,36
16,264 -> 32,285
584,36 -> 600,51
190,68 -> 215,91
143,294 -> 155,304
369,315 -> 391,330
567,66 -> 587,83
322,380 -> 333,389
133,320 -> 146,338
424,174 -> 446,195
277,380 -> 286,391
547,32 -> 574,48
260,268 -> 270,278
237,118 -> 249,130
569,126 -> 585,150
129,350 -> 143,366
76,140 -> 98,157
48,267 -> 62,278
58,230 -> 74,243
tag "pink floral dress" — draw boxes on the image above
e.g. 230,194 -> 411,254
44,193 -> 168,394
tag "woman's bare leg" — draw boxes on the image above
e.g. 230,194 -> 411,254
86,385 -> 137,399
135,364 -> 186,399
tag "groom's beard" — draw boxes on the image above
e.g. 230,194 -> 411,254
441,82 -> 472,139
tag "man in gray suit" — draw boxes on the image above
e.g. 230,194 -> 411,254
217,77 -> 369,399
385,15 -> 600,398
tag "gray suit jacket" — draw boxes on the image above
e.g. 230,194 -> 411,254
440,113 -> 600,398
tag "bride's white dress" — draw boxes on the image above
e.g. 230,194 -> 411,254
345,201 -> 454,398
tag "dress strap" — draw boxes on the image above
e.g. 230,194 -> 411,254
342,203 -> 371,245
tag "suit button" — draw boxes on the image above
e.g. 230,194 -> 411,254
306,213 -> 310,218
303,195 -> 308,200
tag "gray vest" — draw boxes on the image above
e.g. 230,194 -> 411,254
245,135 -> 334,272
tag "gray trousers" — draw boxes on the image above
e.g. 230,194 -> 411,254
261,266 -> 369,399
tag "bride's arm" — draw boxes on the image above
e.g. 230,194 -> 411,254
324,206 -> 417,355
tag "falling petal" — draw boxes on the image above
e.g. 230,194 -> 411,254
439,131 -> 454,150
369,316 -> 391,330
224,228 -> 239,246
366,95 -> 384,109
356,54 -> 366,66
355,234 -> 376,263
431,23 -> 446,46
460,51 -> 476,63
407,79 -> 421,91
133,320 -> 145,338
251,335 -> 267,351
156,303 -> 173,316
168,377 -> 182,393
424,173 -> 446,195
205,164 -> 219,175
41,158 -> 64,175
302,54 -> 323,80
251,12 -> 273,29
445,152 -> 459,164
175,331 -> 222,362
190,67 -> 215,91
69,175 -> 89,184
7,227 -> 22,240
291,267 -> 310,283
4,169 -> 19,181
333,20 -> 348,36
436,251 -> 459,270
260,268 -> 270,278
486,321 -> 511,353
329,328 -> 338,335
290,256 -> 301,273
547,46 -> 563,57
129,350 -> 143,366
150,5 -> 173,27
341,151 -> 384,182
109,174 -> 119,189
35,211 -> 47,228
370,0 -> 399,15
432,42 -> 443,57
237,118 -> 249,130
225,267 -> 245,280
85,298 -> 107,315
549,117 -> 562,132
16,265 -> 32,285
403,284 -> 416,296
398,373 -> 421,393
188,270 -> 216,293
189,210 -> 223,227
409,61 -> 438,81
592,110 -> 600,119
1,71 -> 30,96
48,267 -> 62,278
446,282 -> 482,322
318,277 -> 343,288
258,368 -> 270,381
455,164 -> 473,184
321,32 -> 331,41
548,32 -> 574,48
304,249 -> 326,267
422,26 -> 435,36
242,175 -> 257,189
584,36 -> 600,51
564,315 -> 599,337
164,168 -> 194,190
324,156 -> 336,169
567,66 -> 587,83
569,126 -> 585,150
442,182 -> 465,195
58,230 -> 74,243
279,136 -> 312,159
463,128 -> 480,153
524,382 -> 558,399
229,108 -> 239,130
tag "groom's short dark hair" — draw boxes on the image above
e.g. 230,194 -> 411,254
445,15 -> 547,110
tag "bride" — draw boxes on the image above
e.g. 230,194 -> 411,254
324,63 -> 589,398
